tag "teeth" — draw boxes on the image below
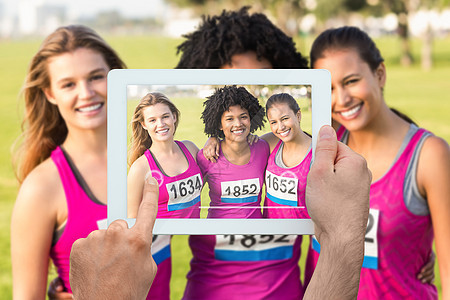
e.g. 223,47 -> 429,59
157,129 -> 169,134
233,129 -> 244,134
280,129 -> 290,137
77,103 -> 102,112
340,104 -> 361,118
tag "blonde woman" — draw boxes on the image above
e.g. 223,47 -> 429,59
127,92 -> 203,299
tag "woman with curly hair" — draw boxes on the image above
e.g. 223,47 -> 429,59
196,85 -> 266,219
176,6 -> 308,70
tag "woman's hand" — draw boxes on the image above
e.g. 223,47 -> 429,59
247,133 -> 259,145
203,137 -> 220,163
47,277 -> 73,299
417,251 -> 436,284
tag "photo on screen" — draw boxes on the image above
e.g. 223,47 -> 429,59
107,69 -> 331,234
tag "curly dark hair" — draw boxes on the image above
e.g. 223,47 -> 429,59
202,85 -> 265,138
176,6 -> 308,69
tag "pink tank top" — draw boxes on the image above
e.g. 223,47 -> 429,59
49,146 -> 107,293
184,140 -> 303,299
308,126 -> 438,299
263,140 -> 311,219
184,235 -> 302,300
144,140 -> 202,218
49,147 -> 169,299
144,141 -> 203,299
195,139 -> 269,218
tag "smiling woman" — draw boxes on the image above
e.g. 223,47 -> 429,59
127,92 -> 203,299
306,26 -> 450,300
10,25 -> 126,299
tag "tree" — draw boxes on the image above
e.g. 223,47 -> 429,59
369,0 -> 448,69
165,0 -> 308,37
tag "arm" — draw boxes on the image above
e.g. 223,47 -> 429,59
11,164 -> 60,299
202,137 -> 220,162
70,176 -> 159,300
304,125 -> 371,299
127,156 -> 149,218
260,132 -> 279,153
417,136 -> 450,299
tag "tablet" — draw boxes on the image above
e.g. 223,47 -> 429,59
107,69 -> 330,234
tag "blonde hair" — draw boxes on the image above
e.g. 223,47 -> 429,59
129,92 -> 180,165
13,25 -> 126,183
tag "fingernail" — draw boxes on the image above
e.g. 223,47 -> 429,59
144,172 -> 157,185
319,125 -> 334,140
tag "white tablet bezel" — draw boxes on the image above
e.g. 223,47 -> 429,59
107,69 -> 331,234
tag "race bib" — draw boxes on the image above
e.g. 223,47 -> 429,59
220,178 -> 260,203
363,208 -> 379,269
312,208 -> 380,270
166,173 -> 202,211
265,170 -> 298,206
151,235 -> 171,265
214,234 -> 296,261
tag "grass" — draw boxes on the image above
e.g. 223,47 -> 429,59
1,34 -> 448,299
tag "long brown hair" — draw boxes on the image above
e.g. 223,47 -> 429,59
13,25 -> 126,183
128,92 -> 181,166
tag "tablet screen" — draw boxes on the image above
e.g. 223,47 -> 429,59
107,69 -> 330,234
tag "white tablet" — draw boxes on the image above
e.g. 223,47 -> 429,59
107,69 -> 330,234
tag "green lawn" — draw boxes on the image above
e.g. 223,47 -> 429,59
1,34 -> 448,299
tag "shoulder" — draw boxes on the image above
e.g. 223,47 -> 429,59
419,135 -> 449,163
196,148 -> 211,171
416,135 -> 450,196
181,140 -> 200,161
196,148 -> 207,164
14,158 -> 62,222
128,155 -> 150,179
20,158 -> 61,201
254,138 -> 270,153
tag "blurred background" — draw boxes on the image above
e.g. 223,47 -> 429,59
1,0 -> 449,298
2,0 -> 450,69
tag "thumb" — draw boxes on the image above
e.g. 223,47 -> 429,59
312,125 -> 338,173
133,174 -> 159,240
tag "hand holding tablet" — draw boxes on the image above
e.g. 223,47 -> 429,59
70,125 -> 371,299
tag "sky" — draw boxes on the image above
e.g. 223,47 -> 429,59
0,0 -> 167,19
